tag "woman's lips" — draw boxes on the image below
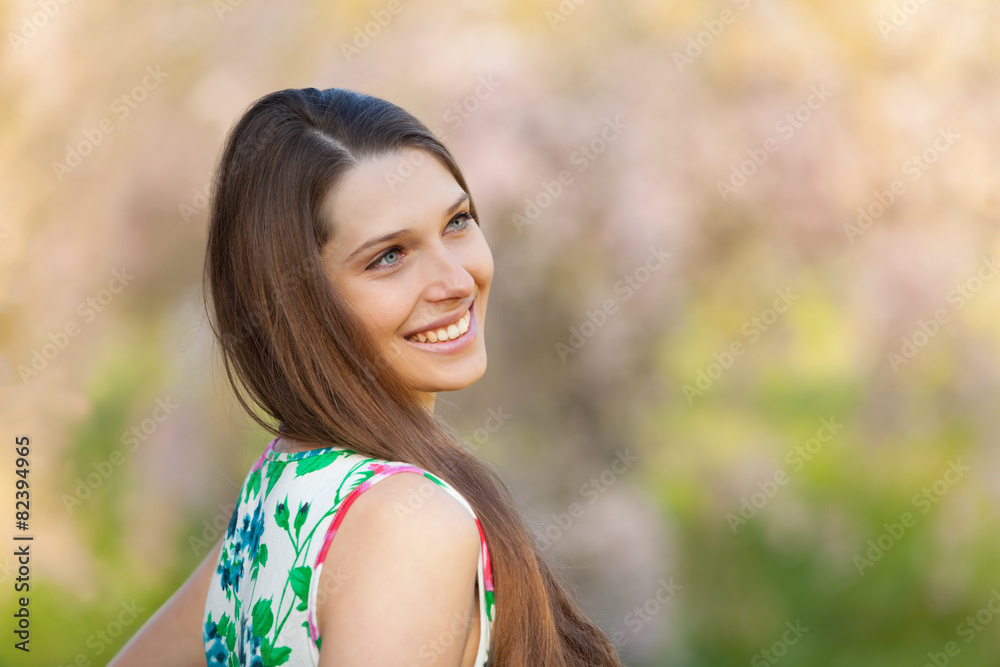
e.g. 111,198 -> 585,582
402,302 -> 477,353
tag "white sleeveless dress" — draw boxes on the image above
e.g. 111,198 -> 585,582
202,436 -> 495,666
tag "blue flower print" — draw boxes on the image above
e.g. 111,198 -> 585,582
237,618 -> 264,667
216,546 -> 245,597
203,614 -> 229,665
225,503 -> 239,541
216,549 -> 233,595
240,500 -> 266,561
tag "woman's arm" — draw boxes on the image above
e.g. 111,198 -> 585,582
315,472 -> 483,667
108,537 -> 223,666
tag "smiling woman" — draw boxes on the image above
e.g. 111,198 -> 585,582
109,87 -> 624,667
318,147 -> 492,410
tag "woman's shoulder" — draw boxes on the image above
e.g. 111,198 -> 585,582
318,466 -> 483,585
205,436 -> 490,665
341,463 -> 479,530
310,461 -> 484,662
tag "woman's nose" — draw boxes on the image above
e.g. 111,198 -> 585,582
424,244 -> 474,297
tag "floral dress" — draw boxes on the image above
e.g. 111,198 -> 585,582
202,436 -> 495,666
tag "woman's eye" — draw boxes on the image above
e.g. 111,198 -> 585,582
451,211 -> 476,229
369,248 -> 402,271
366,212 -> 474,272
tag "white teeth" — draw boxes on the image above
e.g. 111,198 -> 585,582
408,309 -> 471,343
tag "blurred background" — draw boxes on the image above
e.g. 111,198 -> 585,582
2,0 -> 1000,665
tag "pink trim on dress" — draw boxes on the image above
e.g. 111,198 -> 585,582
474,518 -> 493,592
251,437 -> 279,474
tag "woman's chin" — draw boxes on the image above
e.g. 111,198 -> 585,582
407,356 -> 488,393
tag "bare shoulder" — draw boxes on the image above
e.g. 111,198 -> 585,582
315,471 -> 482,666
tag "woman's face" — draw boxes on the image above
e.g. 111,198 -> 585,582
319,147 -> 493,411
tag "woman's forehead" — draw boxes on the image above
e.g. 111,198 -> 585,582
321,149 -> 466,244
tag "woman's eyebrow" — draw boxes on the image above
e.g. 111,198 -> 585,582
346,192 -> 470,261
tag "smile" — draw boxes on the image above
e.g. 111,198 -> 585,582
402,304 -> 477,352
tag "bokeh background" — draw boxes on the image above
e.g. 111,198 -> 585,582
3,0 -> 1000,665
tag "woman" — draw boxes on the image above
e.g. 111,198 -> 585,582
111,87 -> 624,666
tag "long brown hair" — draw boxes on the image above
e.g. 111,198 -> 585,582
202,87 -> 624,666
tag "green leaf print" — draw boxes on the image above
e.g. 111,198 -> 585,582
294,449 -> 351,477
275,496 -> 290,530
289,566 -> 311,612
342,467 -> 375,500
245,467 -> 262,502
265,460 -> 287,495
252,597 -> 274,637
422,471 -> 447,487
217,613 -> 234,651
251,542 -> 268,581
293,502 -> 309,538
261,636 -> 292,666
